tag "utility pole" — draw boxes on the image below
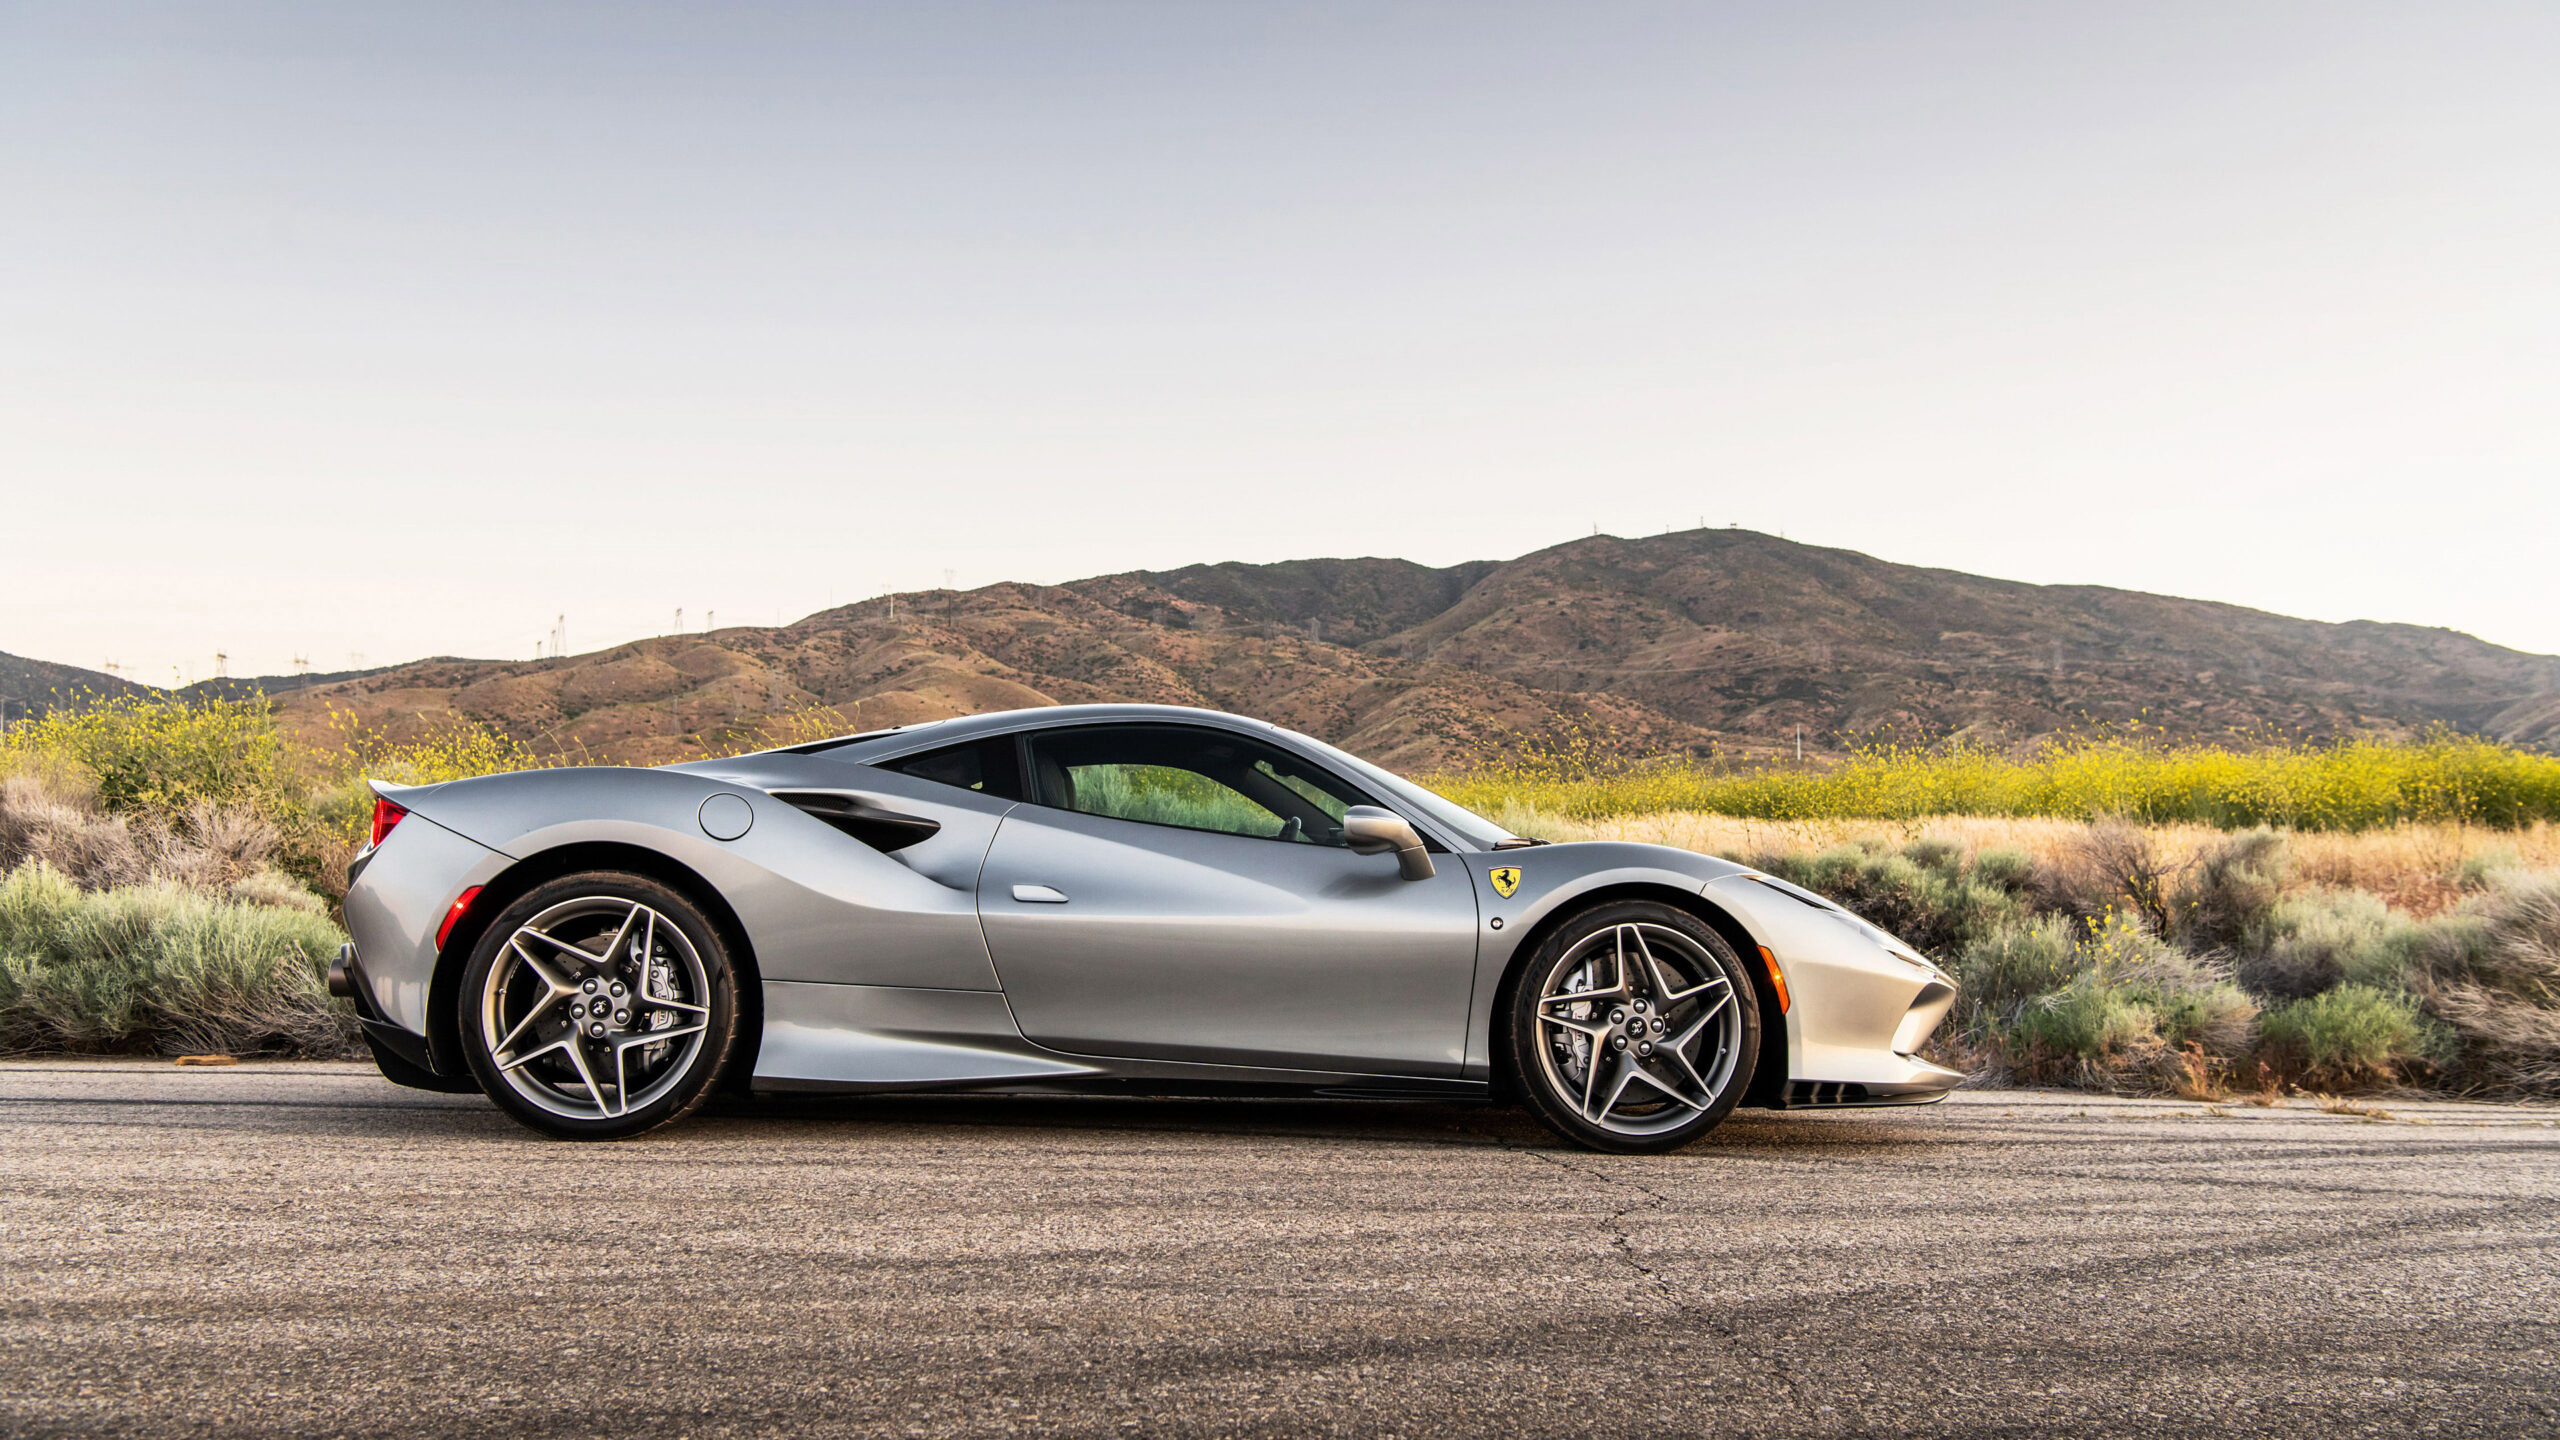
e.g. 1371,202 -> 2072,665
214,652 -> 228,680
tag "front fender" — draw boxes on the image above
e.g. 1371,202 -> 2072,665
1460,842 -> 1750,1076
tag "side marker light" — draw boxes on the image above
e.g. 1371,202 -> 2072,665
437,886 -> 484,950
1758,945 -> 1791,1014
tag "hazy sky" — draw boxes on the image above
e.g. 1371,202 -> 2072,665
6,2 -> 2557,684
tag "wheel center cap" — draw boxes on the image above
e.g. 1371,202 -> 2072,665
571,977 -> 634,1036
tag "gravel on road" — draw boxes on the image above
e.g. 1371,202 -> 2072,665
2,1061 -> 2556,1438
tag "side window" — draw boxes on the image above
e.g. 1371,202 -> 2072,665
882,738 -> 1025,801
1024,726 -> 1372,844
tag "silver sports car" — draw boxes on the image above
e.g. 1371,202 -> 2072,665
334,704 -> 1960,1152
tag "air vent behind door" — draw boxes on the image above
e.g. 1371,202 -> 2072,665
772,791 -> 944,854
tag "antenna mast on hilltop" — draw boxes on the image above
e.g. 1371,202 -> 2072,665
214,652 -> 228,680
292,655 -> 310,676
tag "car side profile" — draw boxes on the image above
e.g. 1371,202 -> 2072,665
333,704 -> 1960,1153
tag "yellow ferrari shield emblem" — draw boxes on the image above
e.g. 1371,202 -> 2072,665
1489,866 -> 1522,899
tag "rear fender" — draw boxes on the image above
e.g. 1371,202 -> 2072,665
391,765 -> 1009,993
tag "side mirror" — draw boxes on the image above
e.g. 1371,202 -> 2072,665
1342,806 -> 1435,881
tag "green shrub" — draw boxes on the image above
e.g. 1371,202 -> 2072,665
1752,839 -> 2026,958
2410,877 -> 2560,1094
1996,913 -> 2256,1089
2012,982 -> 2156,1064
2257,984 -> 2439,1091
0,863 -> 354,1056
1971,847 -> 2036,895
2453,846 -> 2525,892
2245,889 -> 2418,999
1946,915 -> 2082,1042
2173,828 -> 2289,952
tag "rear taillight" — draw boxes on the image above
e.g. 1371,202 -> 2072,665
369,797 -> 409,848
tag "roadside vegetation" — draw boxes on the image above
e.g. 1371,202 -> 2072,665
1431,730 -> 2560,831
4,691 -> 2557,1097
1494,808 -> 2560,1099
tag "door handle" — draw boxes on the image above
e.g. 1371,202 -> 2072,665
1011,884 -> 1070,904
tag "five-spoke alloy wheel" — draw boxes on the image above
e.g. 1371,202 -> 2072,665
459,872 -> 740,1139
1503,901 -> 1759,1153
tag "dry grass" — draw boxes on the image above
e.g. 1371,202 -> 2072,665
1494,808 -> 2560,919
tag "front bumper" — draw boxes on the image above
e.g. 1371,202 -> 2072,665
1777,1062 -> 1965,1108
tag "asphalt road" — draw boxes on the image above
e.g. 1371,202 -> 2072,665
2,1062 -> 2556,1439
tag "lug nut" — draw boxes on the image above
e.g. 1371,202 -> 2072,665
582,978 -> 599,993
1612,1035 -> 1629,1051
1638,1041 -> 1655,1056
614,1010 -> 630,1027
1609,1008 -> 1628,1025
609,981 -> 626,998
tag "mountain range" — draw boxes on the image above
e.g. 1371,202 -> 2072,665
8,529 -> 2557,769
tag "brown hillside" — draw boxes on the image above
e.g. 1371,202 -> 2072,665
1375,532 -> 2560,748
268,578 -> 1711,770
237,528 -> 2559,768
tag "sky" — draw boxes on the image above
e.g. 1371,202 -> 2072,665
4,1 -> 2557,685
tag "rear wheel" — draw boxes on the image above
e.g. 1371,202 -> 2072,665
459,873 -> 740,1140
1502,901 -> 1759,1154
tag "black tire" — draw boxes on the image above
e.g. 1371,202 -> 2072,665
363,1033 -> 480,1094
1501,900 -> 1759,1154
458,871 -> 741,1140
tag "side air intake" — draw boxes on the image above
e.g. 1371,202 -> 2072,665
772,791 -> 944,853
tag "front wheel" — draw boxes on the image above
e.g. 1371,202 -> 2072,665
1501,901 -> 1759,1154
459,873 -> 741,1140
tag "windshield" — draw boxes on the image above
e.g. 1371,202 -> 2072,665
1277,729 -> 1516,850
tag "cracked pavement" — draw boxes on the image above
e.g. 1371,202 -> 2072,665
3,1061 -> 2557,1438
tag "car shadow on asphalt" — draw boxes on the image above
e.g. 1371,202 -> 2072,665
684,1090 -> 1956,1153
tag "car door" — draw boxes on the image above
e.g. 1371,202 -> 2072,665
975,723 -> 1481,1076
